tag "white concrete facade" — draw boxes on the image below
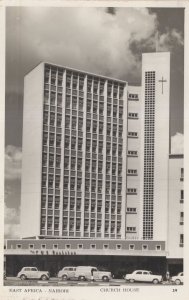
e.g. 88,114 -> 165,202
20,64 -> 45,238
140,52 -> 170,240
126,86 -> 142,239
167,154 -> 184,259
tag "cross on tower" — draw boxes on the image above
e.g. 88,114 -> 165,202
158,76 -> 167,94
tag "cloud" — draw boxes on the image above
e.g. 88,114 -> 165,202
4,204 -> 20,224
158,28 -> 184,51
4,203 -> 20,239
5,145 -> 22,180
6,7 -> 184,93
6,7 -> 158,86
171,132 -> 184,154
4,224 -> 21,239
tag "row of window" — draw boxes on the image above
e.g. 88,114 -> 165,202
42,186 -> 137,194
128,93 -> 139,100
15,243 -> 162,251
143,71 -> 156,241
45,67 -> 125,98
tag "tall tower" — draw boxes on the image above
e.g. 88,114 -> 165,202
20,63 -> 128,239
140,52 -> 170,240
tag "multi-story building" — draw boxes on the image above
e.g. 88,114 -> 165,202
5,52 -> 184,277
20,63 -> 128,239
167,154 -> 184,273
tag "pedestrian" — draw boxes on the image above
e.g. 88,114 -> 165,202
91,268 -> 95,282
166,271 -> 170,282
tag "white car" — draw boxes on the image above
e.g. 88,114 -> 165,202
57,266 -> 77,280
17,267 -> 50,281
125,270 -> 162,284
74,266 -> 112,282
171,272 -> 184,285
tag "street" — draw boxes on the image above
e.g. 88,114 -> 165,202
4,277 -> 176,286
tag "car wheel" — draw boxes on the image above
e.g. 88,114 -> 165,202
102,276 -> 109,282
79,276 -> 85,281
153,279 -> 159,284
20,274 -> 27,280
129,279 -> 135,283
62,275 -> 68,281
175,279 -> 181,285
41,275 -> 48,281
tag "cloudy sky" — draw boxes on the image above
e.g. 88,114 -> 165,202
5,7 -> 184,239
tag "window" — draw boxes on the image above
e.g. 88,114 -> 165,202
54,217 -> 59,230
128,112 -> 138,119
65,116 -> 70,129
91,202 -> 96,212
47,216 -> 53,229
77,158 -> 82,171
180,190 -> 184,203
156,245 -> 161,251
103,244 -> 109,249
90,244 -> 96,249
116,244 -> 122,250
78,244 -> 83,249
29,244 -> 34,249
126,227 -> 136,232
127,207 -> 137,213
127,188 -> 137,194
180,234 -> 184,247
128,93 -> 138,100
128,131 -> 138,138
70,198 -> 75,210
76,219 -> 81,231
107,104 -> 111,117
76,199 -> 81,210
128,150 -> 138,157
99,123 -> 103,135
90,220 -> 95,232
180,212 -> 184,225
112,163 -> 116,175
16,244 -> 22,249
53,244 -> 58,249
55,198 -> 60,209
41,216 -> 46,229
127,169 -> 137,176
63,218 -> 68,229
41,244 -> 46,249
142,244 -> 148,250
65,244 -> 71,249
180,168 -> 184,181
129,244 -> 135,250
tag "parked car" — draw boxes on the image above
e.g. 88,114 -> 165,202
74,266 -> 112,282
57,266 -> 77,281
171,272 -> 184,285
17,267 -> 50,281
58,266 -> 112,282
125,270 -> 162,284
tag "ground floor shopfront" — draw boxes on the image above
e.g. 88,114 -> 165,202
5,254 -> 183,279
5,239 -> 183,278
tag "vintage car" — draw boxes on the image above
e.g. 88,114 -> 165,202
58,266 -> 112,282
74,266 -> 112,282
57,266 -> 77,280
17,267 -> 50,280
171,272 -> 184,285
125,270 -> 162,284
